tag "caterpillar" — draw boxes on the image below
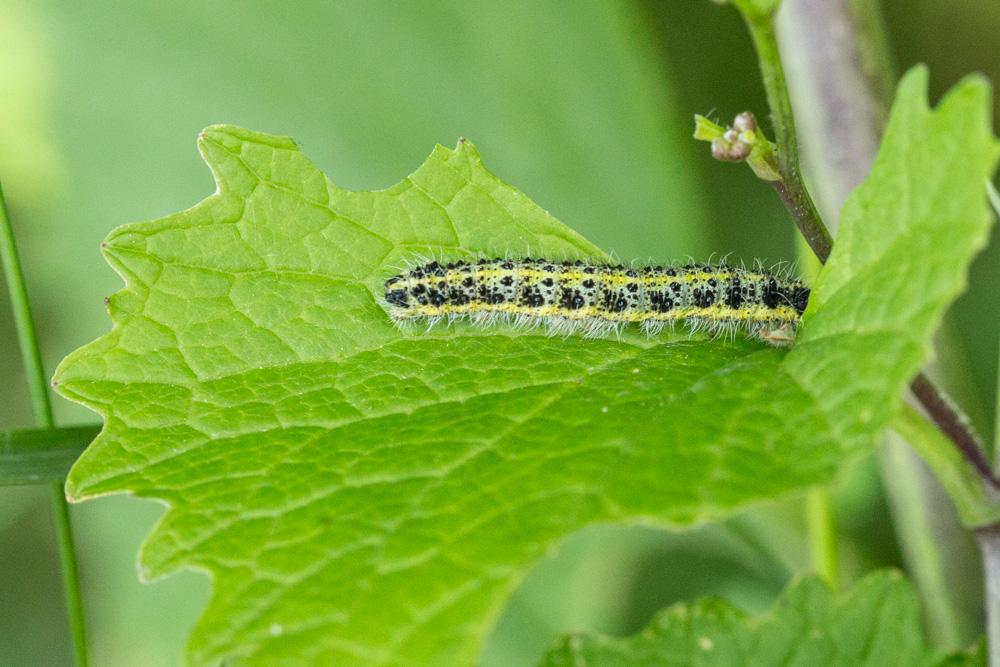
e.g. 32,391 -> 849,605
382,258 -> 810,346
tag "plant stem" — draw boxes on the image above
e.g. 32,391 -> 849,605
739,10 -> 833,263
0,180 -> 88,665
912,373 -> 999,488
805,487 -> 838,588
48,483 -> 88,660
0,424 -> 101,485
979,525 -> 1000,667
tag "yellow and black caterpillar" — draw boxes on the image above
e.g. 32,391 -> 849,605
383,258 -> 810,345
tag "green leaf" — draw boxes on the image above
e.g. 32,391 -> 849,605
539,570 -> 982,667
795,67 -> 1000,525
0,425 -> 99,485
54,66 -> 997,665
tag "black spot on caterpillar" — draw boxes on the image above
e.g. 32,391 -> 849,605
382,258 -> 810,346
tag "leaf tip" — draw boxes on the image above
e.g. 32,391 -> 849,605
452,136 -> 480,157
946,71 -> 993,104
136,559 -> 157,584
895,64 -> 930,106
728,0 -> 782,19
197,124 -> 298,152
49,364 -> 68,397
64,471 -> 86,503
896,65 -> 995,134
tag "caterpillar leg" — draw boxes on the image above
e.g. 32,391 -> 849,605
760,322 -> 796,347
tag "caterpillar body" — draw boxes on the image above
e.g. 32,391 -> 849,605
382,258 -> 810,346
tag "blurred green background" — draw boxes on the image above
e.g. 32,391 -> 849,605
1,1 -> 998,665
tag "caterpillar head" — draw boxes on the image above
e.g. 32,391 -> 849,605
791,284 -> 810,315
